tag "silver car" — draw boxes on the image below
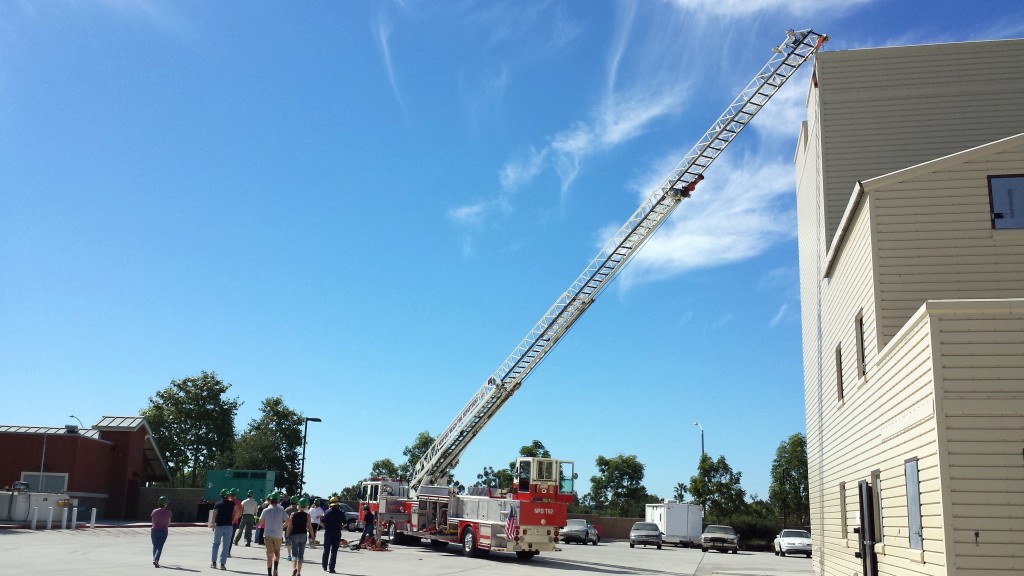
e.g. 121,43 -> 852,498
561,519 -> 599,545
700,524 -> 739,553
629,521 -> 663,549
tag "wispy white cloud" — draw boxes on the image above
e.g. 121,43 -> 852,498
770,303 -> 788,328
662,0 -> 873,17
448,201 -> 491,226
374,7 -> 407,116
500,146 -> 548,192
616,153 -> 797,287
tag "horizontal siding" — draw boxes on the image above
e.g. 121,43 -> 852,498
934,308 -> 1024,576
873,144 -> 1024,345
816,39 -> 1024,245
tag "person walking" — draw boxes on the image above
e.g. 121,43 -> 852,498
235,490 -> 258,547
357,505 -> 375,548
308,498 -> 324,548
211,490 -> 235,569
319,498 -> 345,573
283,498 -> 298,561
258,493 -> 288,576
286,498 -> 314,576
228,488 -> 242,556
150,496 -> 172,568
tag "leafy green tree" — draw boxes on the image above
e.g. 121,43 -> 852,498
142,371 -> 240,487
398,431 -> 434,478
768,433 -> 809,527
588,454 -> 651,517
234,396 -> 305,493
334,483 -> 360,502
370,458 -> 400,478
687,454 -> 746,524
507,440 -> 551,471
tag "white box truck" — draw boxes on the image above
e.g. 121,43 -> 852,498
645,502 -> 702,547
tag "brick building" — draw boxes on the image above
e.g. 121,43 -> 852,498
0,416 -> 170,519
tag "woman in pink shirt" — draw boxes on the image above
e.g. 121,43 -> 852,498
151,496 -> 172,567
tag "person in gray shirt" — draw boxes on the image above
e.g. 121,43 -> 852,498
258,493 -> 289,576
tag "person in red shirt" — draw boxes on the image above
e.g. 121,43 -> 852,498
150,496 -> 172,568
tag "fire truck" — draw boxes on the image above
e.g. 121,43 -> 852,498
359,29 -> 827,560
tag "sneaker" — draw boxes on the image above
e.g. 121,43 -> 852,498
245,543 -> 251,547
153,561 -> 159,568
220,564 -> 227,570
211,563 -> 217,568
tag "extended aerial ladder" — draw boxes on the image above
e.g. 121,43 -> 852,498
410,29 -> 828,493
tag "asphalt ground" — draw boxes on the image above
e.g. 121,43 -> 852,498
0,526 -> 817,576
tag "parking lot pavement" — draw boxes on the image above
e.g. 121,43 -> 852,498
1,527 -> 816,576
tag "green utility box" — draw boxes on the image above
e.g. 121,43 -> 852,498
204,470 -> 276,501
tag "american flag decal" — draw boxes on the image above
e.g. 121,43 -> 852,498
504,504 -> 517,541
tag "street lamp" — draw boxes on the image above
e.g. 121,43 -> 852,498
69,415 -> 84,429
299,417 -> 322,496
693,421 -> 704,457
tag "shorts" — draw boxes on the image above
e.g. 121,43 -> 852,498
264,536 -> 282,557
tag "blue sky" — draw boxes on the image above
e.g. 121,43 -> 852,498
3,0 -> 1023,503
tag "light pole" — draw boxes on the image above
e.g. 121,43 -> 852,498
299,417 -> 322,497
69,415 -> 84,429
693,421 -> 704,457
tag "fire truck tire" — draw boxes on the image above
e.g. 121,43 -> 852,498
430,539 -> 449,549
462,527 -> 478,557
387,522 -> 398,543
516,551 -> 538,560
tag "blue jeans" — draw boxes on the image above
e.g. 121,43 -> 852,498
151,529 -> 168,562
211,525 -> 233,564
290,534 -> 307,560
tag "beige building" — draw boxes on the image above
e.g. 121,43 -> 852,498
795,40 -> 1024,576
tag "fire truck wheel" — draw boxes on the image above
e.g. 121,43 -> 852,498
462,527 -> 478,557
515,551 -> 537,561
387,522 -> 397,542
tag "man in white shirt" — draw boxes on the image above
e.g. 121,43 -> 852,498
258,493 -> 288,576
234,490 -> 259,547
308,498 -> 325,548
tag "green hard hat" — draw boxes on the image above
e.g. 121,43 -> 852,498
268,492 -> 280,501
220,489 -> 229,498
229,488 -> 238,495
158,496 -> 168,505
248,490 -> 254,496
298,498 -> 309,507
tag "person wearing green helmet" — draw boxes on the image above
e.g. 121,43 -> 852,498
234,489 -> 258,547
150,495 -> 172,568
286,498 -> 314,576
258,492 -> 287,576
211,488 -> 235,569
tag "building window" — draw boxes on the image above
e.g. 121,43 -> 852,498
905,458 -> 923,550
855,312 -> 866,377
871,469 -> 883,541
20,472 -> 68,493
839,481 -> 848,538
835,345 -> 844,402
989,175 -> 1024,229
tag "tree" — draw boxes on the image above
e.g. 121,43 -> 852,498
507,440 -> 551,472
674,482 -> 689,503
687,454 -> 746,524
370,458 -> 400,478
142,371 -> 240,487
234,396 -> 304,494
398,431 -> 434,479
768,433 -> 809,527
588,454 -> 651,517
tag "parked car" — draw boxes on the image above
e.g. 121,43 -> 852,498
561,519 -> 599,545
774,529 -> 812,557
629,521 -> 663,549
699,524 -> 739,553
336,502 -> 360,531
